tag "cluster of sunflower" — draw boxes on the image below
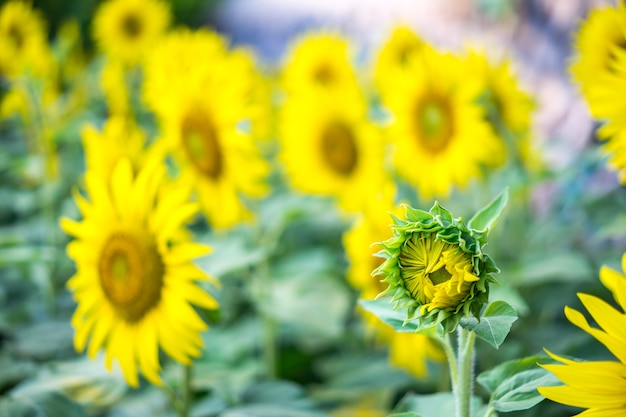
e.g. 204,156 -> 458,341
0,0 -> 539,403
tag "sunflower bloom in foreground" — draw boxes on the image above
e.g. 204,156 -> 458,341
538,253 -> 626,416
92,0 -> 170,65
383,47 -> 504,199
374,201 -> 500,331
343,184 -> 445,377
61,158 -> 219,387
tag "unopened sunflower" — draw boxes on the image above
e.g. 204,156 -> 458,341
374,202 -> 500,332
61,157 -> 219,387
539,253 -> 626,416
343,183 -> 445,377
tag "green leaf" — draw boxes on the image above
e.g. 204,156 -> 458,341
467,187 -> 509,235
0,393 -> 87,417
358,299 -> 419,333
459,301 -> 518,349
478,356 -> 561,412
477,356 -> 541,394
388,413 -> 424,417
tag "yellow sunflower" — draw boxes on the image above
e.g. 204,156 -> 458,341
570,1 -> 626,111
80,115 -> 147,181
279,89 -> 387,214
466,49 -> 536,167
343,184 -> 444,378
281,32 -> 360,96
92,0 -> 170,65
143,29 -> 269,230
373,25 -> 431,101
384,47 -> 505,199
61,157 -> 219,387
538,253 -> 626,416
0,0 -> 53,78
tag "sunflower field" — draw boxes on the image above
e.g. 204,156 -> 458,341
1,0 -> 626,416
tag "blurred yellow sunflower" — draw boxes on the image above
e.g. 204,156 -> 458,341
539,253 -> 626,416
279,89 -> 386,214
81,115 -> 147,180
384,47 -> 505,199
373,25 -> 430,100
343,184 -> 445,378
570,1 -> 626,109
92,0 -> 170,65
466,50 -> 536,166
144,29 -> 269,230
0,0 -> 53,78
281,32 -> 360,95
61,157 -> 218,387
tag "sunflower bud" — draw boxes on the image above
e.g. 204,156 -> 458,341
374,193 -> 506,332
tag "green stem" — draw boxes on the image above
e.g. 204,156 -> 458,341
456,328 -> 476,417
483,406 -> 496,417
260,257 -> 277,379
179,364 -> 192,417
436,332 -> 458,393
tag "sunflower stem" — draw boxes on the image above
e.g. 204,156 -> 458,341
179,364 -> 192,417
455,327 -> 476,417
437,332 -> 458,394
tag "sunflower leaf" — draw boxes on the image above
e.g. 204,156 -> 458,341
477,356 -> 561,412
358,299 -> 420,333
459,300 -> 517,349
467,187 -> 509,237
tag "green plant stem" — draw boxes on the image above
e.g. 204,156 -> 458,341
437,332 -> 458,394
259,256 -> 277,379
456,328 -> 477,417
179,364 -> 192,417
483,406 -> 496,417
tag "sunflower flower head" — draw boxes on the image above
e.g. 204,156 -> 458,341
538,252 -> 626,415
92,0 -> 170,65
0,0 -> 53,79
61,156 -> 219,387
374,194 -> 505,332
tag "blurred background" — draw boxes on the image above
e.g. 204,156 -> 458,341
0,1 -> 622,417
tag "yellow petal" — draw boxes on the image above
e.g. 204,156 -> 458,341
157,202 -> 199,244
565,306 -> 626,364
578,293 -> 626,347
164,242 -> 212,266
87,306 -> 116,359
136,312 -> 162,386
111,158 -> 134,222
110,323 -> 139,388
